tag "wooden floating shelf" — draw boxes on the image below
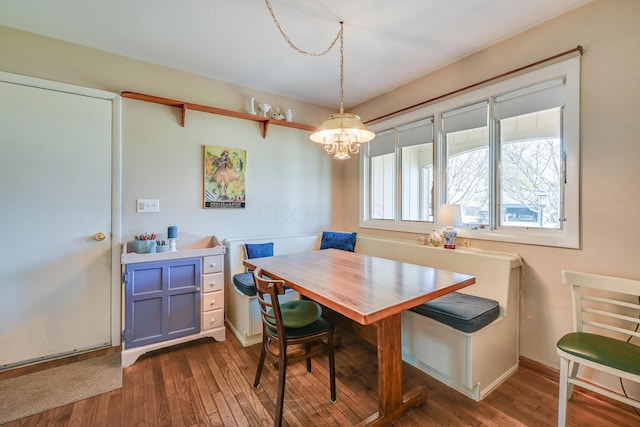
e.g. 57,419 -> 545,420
121,91 -> 316,138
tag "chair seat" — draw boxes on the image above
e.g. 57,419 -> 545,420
267,300 -> 323,329
409,292 -> 500,333
557,332 -> 640,376
268,316 -> 335,340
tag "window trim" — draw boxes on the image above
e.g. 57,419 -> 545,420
360,56 -> 580,248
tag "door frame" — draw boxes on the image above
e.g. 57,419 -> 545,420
0,71 -> 123,347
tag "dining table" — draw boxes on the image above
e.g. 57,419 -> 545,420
244,248 -> 476,427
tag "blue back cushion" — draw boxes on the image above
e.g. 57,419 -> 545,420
245,242 -> 274,259
320,231 -> 357,252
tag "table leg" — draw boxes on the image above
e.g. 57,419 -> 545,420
356,313 -> 428,426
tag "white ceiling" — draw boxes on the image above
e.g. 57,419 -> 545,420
0,0 -> 593,108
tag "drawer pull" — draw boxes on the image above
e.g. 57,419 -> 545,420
209,281 -> 216,286
209,263 -> 216,268
210,318 -> 216,324
210,300 -> 216,305
195,287 -> 201,291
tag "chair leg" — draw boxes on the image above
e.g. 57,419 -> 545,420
558,357 -> 570,427
567,360 -> 579,398
305,343 -> 312,373
328,332 -> 336,402
254,338 -> 268,389
275,351 -> 288,427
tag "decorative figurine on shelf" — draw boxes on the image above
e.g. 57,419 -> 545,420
247,97 -> 256,115
427,229 -> 443,247
285,109 -> 293,122
417,234 -> 428,245
259,102 -> 271,117
271,108 -> 285,120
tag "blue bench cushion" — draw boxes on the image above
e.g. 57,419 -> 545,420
320,231 -> 357,252
245,242 -> 274,259
410,292 -> 500,333
233,272 -> 257,296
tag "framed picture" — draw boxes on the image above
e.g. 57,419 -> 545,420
203,145 -> 246,208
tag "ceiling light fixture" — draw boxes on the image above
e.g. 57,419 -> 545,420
265,1 -> 375,160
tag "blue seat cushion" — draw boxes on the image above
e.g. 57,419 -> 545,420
233,272 -> 256,296
410,292 -> 500,333
267,300 -> 323,329
320,231 -> 357,252
245,242 -> 274,259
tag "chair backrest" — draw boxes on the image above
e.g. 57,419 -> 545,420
561,270 -> 640,341
253,268 -> 287,342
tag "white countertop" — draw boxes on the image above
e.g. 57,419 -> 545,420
121,234 -> 225,264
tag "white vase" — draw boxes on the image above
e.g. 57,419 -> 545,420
427,229 -> 443,247
248,97 -> 256,115
285,109 -> 293,122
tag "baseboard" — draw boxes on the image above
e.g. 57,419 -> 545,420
519,355 -> 559,383
0,345 -> 121,380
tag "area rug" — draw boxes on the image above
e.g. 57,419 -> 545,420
0,353 -> 122,424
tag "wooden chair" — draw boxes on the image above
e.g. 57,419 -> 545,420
252,268 -> 336,427
557,270 -> 640,426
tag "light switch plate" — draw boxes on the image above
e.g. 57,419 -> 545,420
137,199 -> 160,213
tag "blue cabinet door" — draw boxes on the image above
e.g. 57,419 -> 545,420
123,258 -> 201,349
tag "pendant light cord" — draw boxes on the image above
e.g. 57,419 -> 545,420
264,0 -> 345,112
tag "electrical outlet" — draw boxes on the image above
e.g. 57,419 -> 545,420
137,199 -> 160,213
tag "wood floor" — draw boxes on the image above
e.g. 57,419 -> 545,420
4,327 -> 639,427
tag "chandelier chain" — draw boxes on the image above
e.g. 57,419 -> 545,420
264,0 -> 342,57
264,0 -> 345,111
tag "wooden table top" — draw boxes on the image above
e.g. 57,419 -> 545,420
244,249 -> 476,325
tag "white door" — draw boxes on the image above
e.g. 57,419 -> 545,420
0,76 -> 114,368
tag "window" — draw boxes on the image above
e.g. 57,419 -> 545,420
369,129 -> 396,220
360,56 -> 580,248
399,118 -> 434,222
442,102 -> 489,227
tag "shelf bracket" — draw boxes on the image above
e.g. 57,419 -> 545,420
180,104 -> 187,127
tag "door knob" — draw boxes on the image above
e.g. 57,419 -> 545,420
94,232 -> 106,241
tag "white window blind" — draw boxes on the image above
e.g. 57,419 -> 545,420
397,118 -> 434,147
442,101 -> 488,133
369,128 -> 395,157
495,78 -> 565,120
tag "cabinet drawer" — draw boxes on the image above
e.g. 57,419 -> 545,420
203,255 -> 224,274
202,309 -> 224,330
202,290 -> 224,312
202,272 -> 224,292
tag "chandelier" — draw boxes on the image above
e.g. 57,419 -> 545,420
265,1 -> 375,160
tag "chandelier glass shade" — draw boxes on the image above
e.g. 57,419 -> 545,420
310,112 -> 376,159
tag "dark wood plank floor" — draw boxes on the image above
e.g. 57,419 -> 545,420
4,327 -> 639,426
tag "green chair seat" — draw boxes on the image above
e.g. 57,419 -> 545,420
557,332 -> 640,376
267,300 -> 322,328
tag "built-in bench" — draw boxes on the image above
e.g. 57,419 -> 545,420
224,234 -> 322,346
224,232 -> 522,401
354,235 -> 521,401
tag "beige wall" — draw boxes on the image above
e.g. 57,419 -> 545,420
0,25 -> 339,242
347,0 -> 640,369
2,0 -> 638,374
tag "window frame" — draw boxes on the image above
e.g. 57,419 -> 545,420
360,56 -> 580,248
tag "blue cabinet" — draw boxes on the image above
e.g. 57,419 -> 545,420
123,258 -> 201,349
